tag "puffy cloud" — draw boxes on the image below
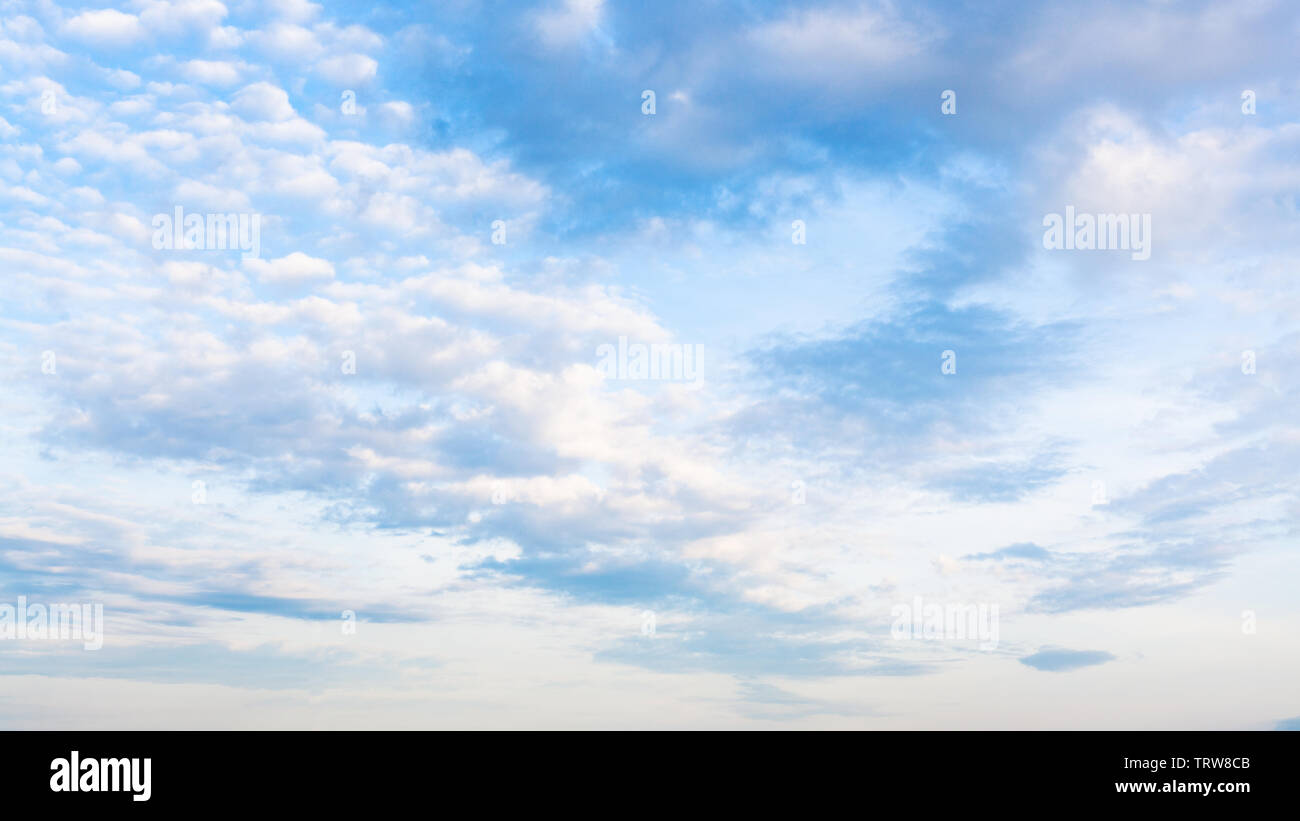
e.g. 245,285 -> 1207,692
62,9 -> 144,46
231,81 -> 296,121
180,59 -> 245,86
244,252 -> 335,284
315,53 -> 378,85
138,0 -> 230,38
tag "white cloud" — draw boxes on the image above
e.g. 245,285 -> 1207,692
377,100 -> 415,126
181,59 -> 244,87
247,23 -> 322,61
139,0 -> 230,38
747,5 -> 940,84
62,9 -> 145,47
103,68 -> 142,90
209,25 -> 243,49
231,82 -> 296,121
268,0 -> 322,24
68,185 -> 102,204
0,36 -> 69,71
1,183 -> 49,206
315,53 -> 378,86
52,158 -> 83,176
173,180 -> 253,212
535,0 -> 605,47
0,15 -> 45,41
265,156 -> 339,199
244,252 -> 336,284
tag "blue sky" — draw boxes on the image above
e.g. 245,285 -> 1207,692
1,0 -> 1298,728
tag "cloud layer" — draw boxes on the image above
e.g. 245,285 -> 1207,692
1,0 -> 1298,729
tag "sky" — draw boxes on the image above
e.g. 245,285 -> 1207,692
0,0 -> 1298,729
